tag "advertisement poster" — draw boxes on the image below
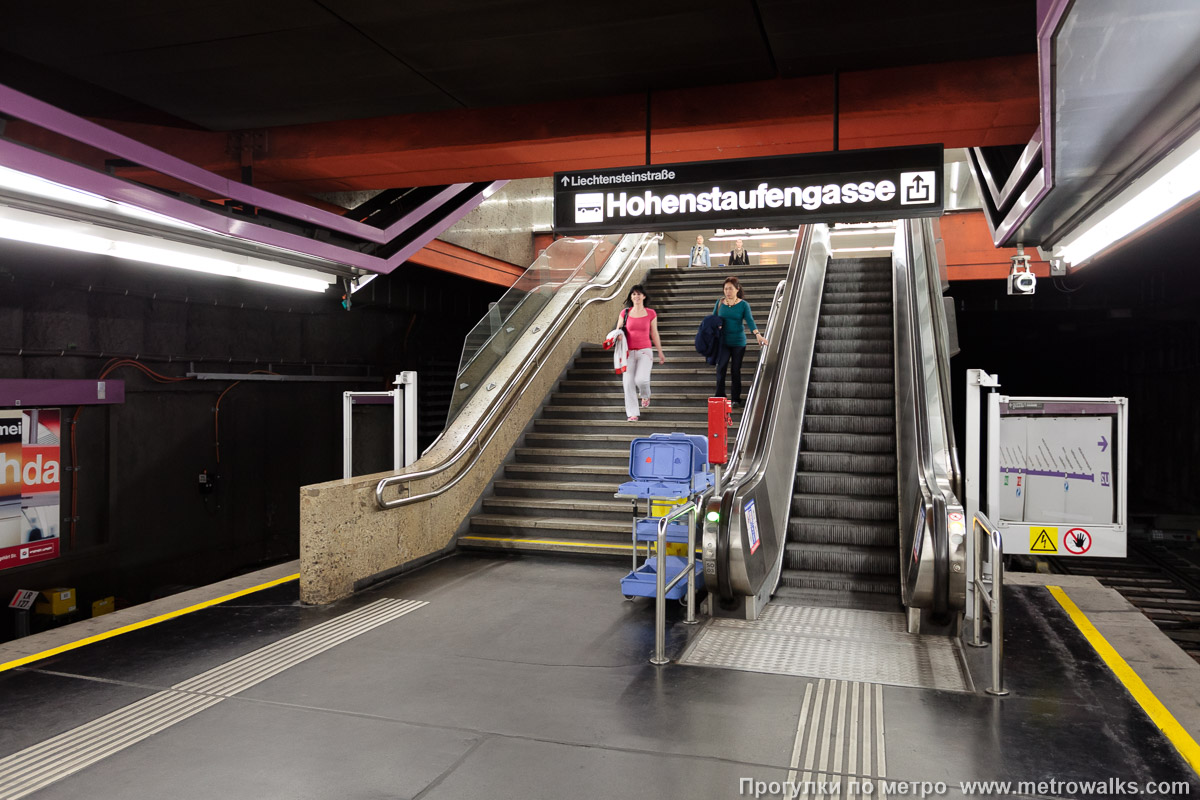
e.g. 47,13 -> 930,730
0,409 -> 62,571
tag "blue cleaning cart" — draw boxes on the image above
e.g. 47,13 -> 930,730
615,433 -> 714,599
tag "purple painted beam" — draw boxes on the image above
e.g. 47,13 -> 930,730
0,137 -> 506,276
0,380 -> 125,407
351,395 -> 395,405
0,83 -> 469,244
0,82 -> 510,275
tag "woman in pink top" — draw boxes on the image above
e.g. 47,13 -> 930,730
617,284 -> 666,421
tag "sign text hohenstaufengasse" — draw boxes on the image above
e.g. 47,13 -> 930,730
553,145 -> 944,234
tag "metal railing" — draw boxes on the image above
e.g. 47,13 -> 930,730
448,235 -> 617,422
375,232 -> 659,510
969,511 -> 1008,696
651,501 -> 700,666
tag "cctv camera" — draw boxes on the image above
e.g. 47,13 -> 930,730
1008,270 -> 1037,295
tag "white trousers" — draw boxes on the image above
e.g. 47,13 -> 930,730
623,348 -> 654,417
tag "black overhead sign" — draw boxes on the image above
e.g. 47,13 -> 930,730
553,145 -> 944,234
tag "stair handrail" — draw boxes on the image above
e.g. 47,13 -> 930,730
446,235 -> 613,424
375,232 -> 660,510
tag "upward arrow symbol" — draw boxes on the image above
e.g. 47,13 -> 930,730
560,176 -> 570,186
911,175 -> 926,190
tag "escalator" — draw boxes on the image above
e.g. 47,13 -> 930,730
704,219 -> 964,631
779,257 -> 900,611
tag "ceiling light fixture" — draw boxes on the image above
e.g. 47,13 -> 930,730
1053,131 -> 1200,268
0,205 -> 334,292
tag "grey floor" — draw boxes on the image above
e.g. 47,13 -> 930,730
1,554 -> 1197,799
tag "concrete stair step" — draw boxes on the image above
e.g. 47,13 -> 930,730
513,447 -> 629,465
532,419 -> 708,435
468,513 -> 629,539
482,496 -> 631,520
505,462 -> 628,479
493,479 -> 625,500
541,405 -> 741,422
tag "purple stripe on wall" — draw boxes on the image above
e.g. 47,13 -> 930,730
1001,467 -> 1095,481
1000,402 -> 1121,415
0,380 -> 125,407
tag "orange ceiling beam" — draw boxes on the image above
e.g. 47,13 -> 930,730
408,239 -> 524,288
942,210 -> 1049,281
7,55 -> 1036,197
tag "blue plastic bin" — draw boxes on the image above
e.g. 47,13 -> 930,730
620,556 -> 705,599
619,433 -> 714,496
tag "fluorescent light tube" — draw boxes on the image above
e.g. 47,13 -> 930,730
1054,134 -> 1200,267
0,205 -> 333,292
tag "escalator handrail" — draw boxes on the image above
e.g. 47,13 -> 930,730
375,232 -> 659,509
921,219 -> 964,500
717,228 -> 812,489
896,219 -> 952,617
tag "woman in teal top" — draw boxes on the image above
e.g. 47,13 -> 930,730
714,276 -> 767,406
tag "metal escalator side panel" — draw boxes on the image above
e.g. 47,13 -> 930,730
892,220 -> 966,618
705,225 -> 831,610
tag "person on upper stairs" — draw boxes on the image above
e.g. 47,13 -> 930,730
729,238 -> 750,266
712,276 -> 766,408
688,234 -> 711,269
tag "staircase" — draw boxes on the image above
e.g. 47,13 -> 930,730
459,263 -> 790,556
776,257 -> 902,611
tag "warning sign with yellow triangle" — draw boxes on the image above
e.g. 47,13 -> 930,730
1030,526 -> 1059,553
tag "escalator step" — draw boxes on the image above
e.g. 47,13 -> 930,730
788,518 -> 897,547
819,314 -> 892,328
802,432 -> 896,453
795,472 -> 897,495
819,302 -> 891,315
808,381 -> 894,399
823,291 -> 891,303
813,338 -> 892,354
804,415 -> 895,435
771,586 -> 902,613
806,397 -> 894,416
816,326 -> 891,341
813,352 -> 893,368
810,366 -> 894,383
797,452 -> 896,473
776,569 -> 898,595
792,494 -> 896,521
783,542 -> 899,574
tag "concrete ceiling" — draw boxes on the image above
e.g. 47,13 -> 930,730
0,1 -> 1037,131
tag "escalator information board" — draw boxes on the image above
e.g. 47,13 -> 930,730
990,397 -> 1127,557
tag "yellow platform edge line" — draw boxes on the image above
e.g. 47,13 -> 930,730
0,572 -> 300,674
1048,584 -> 1200,774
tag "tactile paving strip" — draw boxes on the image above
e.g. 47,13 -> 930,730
680,603 -> 970,692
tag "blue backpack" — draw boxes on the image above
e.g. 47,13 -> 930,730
694,301 -> 724,365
